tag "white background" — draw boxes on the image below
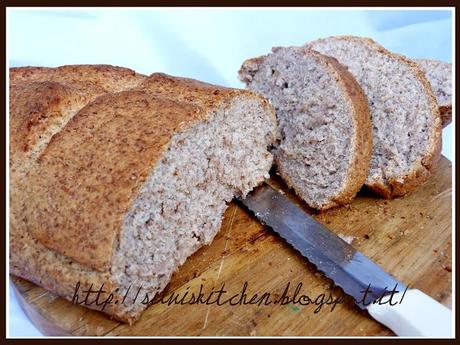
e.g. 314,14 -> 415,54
7,8 -> 453,337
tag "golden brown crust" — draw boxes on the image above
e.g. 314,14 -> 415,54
9,65 -> 147,174
10,66 -> 51,83
308,36 -> 442,199
140,72 -> 246,107
10,64 -> 146,94
9,81 -> 87,174
140,72 -> 278,124
440,106 -> 452,128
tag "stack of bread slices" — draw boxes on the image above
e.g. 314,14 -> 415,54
239,35 -> 452,209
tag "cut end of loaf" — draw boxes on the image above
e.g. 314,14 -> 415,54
110,95 -> 278,320
10,67 -> 279,323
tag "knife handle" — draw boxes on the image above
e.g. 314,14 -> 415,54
367,289 -> 452,337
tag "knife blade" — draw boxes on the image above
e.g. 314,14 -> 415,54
238,183 -> 452,337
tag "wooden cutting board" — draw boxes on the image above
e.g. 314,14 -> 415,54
11,156 -> 452,336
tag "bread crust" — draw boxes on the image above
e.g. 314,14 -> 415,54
10,67 -> 278,322
9,65 -> 147,173
321,54 -> 372,208
440,106 -> 452,127
10,64 -> 146,93
24,92 -> 207,271
240,49 -> 372,210
308,36 -> 442,199
415,59 -> 452,127
9,82 -> 89,176
139,73 -> 278,125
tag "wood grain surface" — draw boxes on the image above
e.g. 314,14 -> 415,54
11,156 -> 452,336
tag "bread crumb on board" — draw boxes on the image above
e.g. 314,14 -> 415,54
337,233 -> 355,244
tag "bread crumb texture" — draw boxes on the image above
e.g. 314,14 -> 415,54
239,46 -> 372,209
307,36 -> 441,198
415,59 -> 452,127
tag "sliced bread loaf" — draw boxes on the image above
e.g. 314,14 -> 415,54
416,59 -> 452,127
307,36 -> 442,198
239,47 -> 372,209
10,69 -> 279,323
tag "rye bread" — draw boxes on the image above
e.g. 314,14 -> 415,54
239,47 -> 372,209
9,66 -> 279,323
307,36 -> 442,198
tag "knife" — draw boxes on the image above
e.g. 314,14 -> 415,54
238,184 -> 452,337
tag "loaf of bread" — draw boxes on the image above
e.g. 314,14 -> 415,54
416,59 -> 452,127
9,65 -> 279,323
239,47 -> 372,209
307,36 -> 442,198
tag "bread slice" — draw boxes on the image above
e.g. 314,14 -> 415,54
416,59 -> 452,127
239,47 -> 372,209
10,69 -> 279,323
307,36 -> 442,198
